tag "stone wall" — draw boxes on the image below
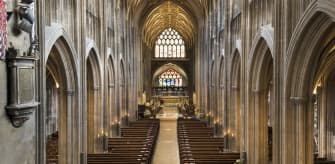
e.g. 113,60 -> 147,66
0,61 -> 35,164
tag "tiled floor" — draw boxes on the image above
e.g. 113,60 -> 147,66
152,119 -> 180,164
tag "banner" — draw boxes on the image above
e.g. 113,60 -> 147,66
0,0 -> 6,59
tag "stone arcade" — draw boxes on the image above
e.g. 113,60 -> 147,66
0,0 -> 335,164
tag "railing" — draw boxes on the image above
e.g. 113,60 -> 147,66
152,86 -> 188,96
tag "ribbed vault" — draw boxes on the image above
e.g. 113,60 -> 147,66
141,1 -> 197,47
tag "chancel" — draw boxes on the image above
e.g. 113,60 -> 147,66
0,0 -> 335,164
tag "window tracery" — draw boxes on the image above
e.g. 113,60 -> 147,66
155,28 -> 185,58
158,69 -> 183,87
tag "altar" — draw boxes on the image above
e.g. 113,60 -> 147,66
154,96 -> 189,119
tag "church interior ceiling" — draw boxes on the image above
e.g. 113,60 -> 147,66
127,0 -> 208,47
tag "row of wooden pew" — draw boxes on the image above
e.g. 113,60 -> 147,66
315,157 -> 335,164
46,133 -> 58,164
87,119 -> 159,164
178,118 -> 240,164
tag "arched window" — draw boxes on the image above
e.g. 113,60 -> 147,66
155,28 -> 186,58
158,69 -> 183,87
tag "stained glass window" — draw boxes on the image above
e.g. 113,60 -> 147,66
155,28 -> 186,58
158,69 -> 183,87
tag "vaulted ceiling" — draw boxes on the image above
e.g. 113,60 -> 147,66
127,0 -> 208,47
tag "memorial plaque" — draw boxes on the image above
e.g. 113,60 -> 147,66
19,68 -> 34,103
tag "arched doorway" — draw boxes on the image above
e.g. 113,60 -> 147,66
107,57 -> 117,137
45,38 -> 78,164
86,50 -> 102,153
247,38 -> 274,163
285,4 -> 335,162
230,50 -> 241,151
217,57 -> 224,136
120,61 -> 127,127
312,59 -> 335,161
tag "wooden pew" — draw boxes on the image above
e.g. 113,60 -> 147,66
177,118 -> 240,164
46,133 -> 58,164
87,119 -> 159,164
314,157 -> 335,164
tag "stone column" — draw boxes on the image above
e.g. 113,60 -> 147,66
93,86 -> 102,153
247,89 -> 269,164
231,85 -> 240,151
65,90 -> 74,164
289,96 -> 313,164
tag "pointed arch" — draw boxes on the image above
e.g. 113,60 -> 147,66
119,59 -> 127,127
231,49 -> 241,88
44,36 -> 79,164
247,36 -> 274,163
45,24 -> 78,64
248,25 -> 274,59
152,63 -> 188,85
86,48 -> 103,153
217,56 -> 225,136
284,1 -> 335,163
107,55 -> 116,136
154,28 -> 186,58
229,49 -> 242,151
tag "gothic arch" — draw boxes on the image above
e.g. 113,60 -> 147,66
86,48 -> 103,153
107,55 -> 116,136
233,40 -> 242,58
45,24 -> 78,62
230,49 -> 242,151
86,39 -> 102,68
247,37 -> 274,164
230,49 -> 241,88
248,25 -> 274,59
284,1 -> 335,163
217,56 -> 224,136
44,37 -> 79,164
152,63 -> 188,85
119,59 -> 127,127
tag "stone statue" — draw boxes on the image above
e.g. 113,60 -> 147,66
6,0 -> 38,57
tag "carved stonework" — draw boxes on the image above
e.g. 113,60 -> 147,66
6,101 -> 38,127
6,0 -> 37,58
4,0 -> 38,127
5,56 -> 38,127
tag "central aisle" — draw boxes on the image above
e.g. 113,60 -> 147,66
152,119 -> 180,164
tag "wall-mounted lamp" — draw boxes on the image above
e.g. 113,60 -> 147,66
313,82 -> 322,95
55,81 -> 59,88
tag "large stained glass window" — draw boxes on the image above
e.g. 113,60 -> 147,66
158,69 -> 183,87
155,28 -> 185,58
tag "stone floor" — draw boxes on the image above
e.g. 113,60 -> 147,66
152,119 -> 180,164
